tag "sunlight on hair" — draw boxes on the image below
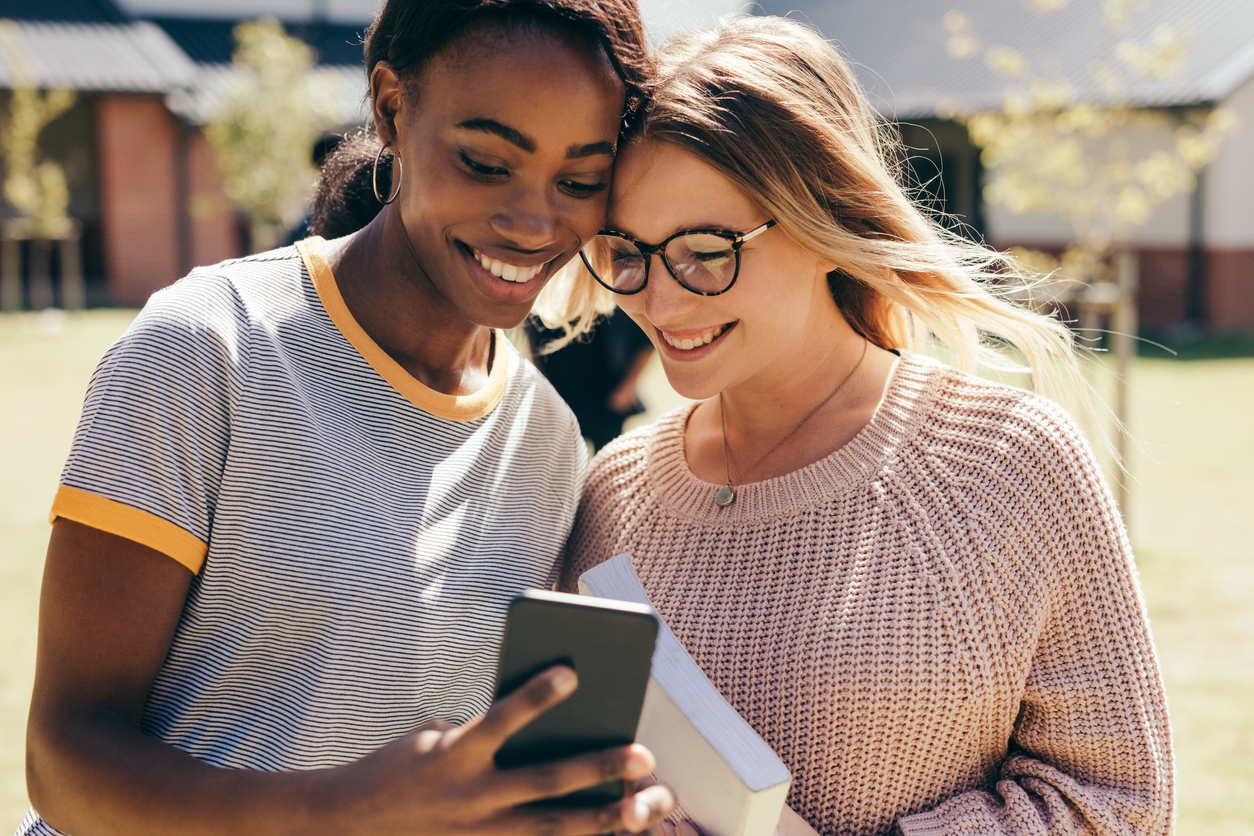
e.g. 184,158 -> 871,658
529,260 -> 617,353
573,15 -> 1150,476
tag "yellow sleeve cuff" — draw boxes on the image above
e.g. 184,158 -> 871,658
50,485 -> 208,574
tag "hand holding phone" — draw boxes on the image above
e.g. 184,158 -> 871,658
493,590 -> 660,807
319,662 -> 674,834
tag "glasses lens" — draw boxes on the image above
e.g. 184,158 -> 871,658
666,233 -> 737,293
583,235 -> 647,293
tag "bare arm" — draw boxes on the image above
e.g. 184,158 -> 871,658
27,520 -> 675,836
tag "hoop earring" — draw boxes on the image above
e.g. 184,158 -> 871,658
373,144 -> 402,205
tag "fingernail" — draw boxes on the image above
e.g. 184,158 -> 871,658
632,798 -> 650,825
626,744 -> 654,774
551,666 -> 577,695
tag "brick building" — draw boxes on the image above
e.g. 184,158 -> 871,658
0,0 -> 368,307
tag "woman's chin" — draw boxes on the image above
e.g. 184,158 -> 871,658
659,365 -> 725,402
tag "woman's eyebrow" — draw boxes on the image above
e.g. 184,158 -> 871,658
454,119 -> 614,160
606,222 -> 741,240
567,141 -> 616,159
456,119 -> 536,153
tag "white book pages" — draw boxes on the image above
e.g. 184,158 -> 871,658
579,554 -> 792,836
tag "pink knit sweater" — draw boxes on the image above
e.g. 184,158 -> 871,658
562,353 -> 1172,836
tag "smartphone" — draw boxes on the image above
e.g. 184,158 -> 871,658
492,589 -> 659,808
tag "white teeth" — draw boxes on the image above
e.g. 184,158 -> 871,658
662,324 -> 727,350
474,249 -> 544,283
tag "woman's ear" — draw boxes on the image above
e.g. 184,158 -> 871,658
370,62 -> 403,148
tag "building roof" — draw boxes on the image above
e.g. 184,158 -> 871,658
0,19 -> 197,92
150,17 -> 369,125
0,0 -> 366,121
166,61 -> 367,125
0,0 -> 127,23
753,0 -> 1254,118
113,0 -> 378,25
151,16 -> 366,66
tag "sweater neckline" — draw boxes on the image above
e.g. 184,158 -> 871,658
644,352 -> 941,522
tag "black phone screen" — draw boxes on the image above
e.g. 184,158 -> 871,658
492,590 -> 658,808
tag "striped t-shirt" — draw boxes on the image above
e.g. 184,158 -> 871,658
20,238 -> 586,836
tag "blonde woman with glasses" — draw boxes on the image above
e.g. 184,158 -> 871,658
561,16 -> 1171,836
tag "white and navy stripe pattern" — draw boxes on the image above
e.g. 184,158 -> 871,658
21,244 -> 586,835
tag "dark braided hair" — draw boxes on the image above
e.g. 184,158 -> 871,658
309,0 -> 651,239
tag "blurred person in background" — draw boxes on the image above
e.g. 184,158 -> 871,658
284,133 -> 346,245
20,2 -> 676,835
528,306 -> 654,450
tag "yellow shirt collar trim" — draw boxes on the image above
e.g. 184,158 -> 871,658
297,236 -> 509,423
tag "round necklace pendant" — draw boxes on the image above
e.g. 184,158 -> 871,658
714,484 -> 736,508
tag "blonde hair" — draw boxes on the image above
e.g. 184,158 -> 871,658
529,257 -> 616,352
562,15 -> 1094,406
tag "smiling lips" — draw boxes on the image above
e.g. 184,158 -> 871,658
660,323 -> 728,351
473,248 -> 549,283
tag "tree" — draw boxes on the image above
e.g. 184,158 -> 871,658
0,19 -> 75,241
939,0 -> 1238,515
942,1 -> 1236,285
205,18 -> 341,251
0,18 -> 80,311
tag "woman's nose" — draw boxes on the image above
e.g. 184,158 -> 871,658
489,189 -> 559,250
642,256 -> 700,323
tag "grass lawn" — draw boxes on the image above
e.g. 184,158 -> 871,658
1123,358 -> 1254,834
0,310 -> 141,829
1,310 -> 1251,833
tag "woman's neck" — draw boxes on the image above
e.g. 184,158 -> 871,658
321,209 -> 495,397
720,316 -> 864,435
685,319 -> 898,488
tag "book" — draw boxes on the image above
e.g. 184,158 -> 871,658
578,554 -> 792,836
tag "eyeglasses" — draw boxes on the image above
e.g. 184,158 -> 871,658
579,220 -> 776,296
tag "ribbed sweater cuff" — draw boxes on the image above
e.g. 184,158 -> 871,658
896,807 -> 951,836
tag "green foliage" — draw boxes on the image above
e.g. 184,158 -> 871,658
0,19 -> 76,240
942,3 -> 1236,277
205,18 -> 340,229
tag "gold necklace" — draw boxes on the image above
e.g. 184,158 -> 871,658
715,340 -> 868,508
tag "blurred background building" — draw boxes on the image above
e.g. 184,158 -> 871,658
760,0 -> 1254,335
1,0 -> 1251,333
0,0 -> 372,307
